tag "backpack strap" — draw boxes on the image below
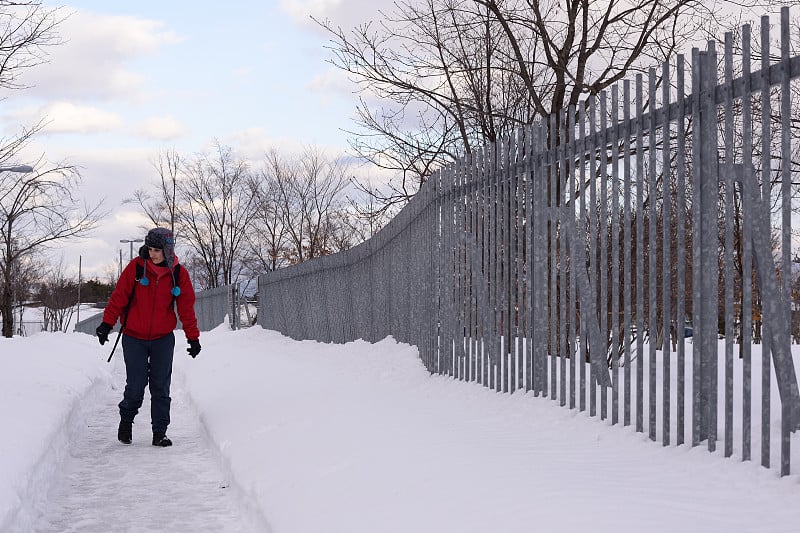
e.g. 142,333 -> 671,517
108,264 -> 140,363
171,264 -> 181,302
172,264 -> 181,289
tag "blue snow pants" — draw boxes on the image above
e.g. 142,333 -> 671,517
118,332 -> 175,434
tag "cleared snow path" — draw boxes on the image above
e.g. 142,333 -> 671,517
30,361 -> 269,533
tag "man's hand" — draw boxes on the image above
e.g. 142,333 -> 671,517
187,339 -> 201,358
96,322 -> 112,346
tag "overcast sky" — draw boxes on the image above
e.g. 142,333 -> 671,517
2,0 -> 390,282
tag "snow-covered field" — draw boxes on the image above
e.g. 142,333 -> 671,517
8,303 -> 104,337
1,325 -> 799,532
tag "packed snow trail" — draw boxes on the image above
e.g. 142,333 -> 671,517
30,360 -> 269,533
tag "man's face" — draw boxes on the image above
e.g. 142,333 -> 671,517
148,246 -> 165,263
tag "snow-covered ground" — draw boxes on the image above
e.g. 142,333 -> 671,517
1,325 -> 799,533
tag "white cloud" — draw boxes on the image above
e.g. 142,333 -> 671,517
135,115 -> 189,141
280,0 -> 391,29
307,67 -> 355,95
223,126 -> 396,191
225,127 -> 311,162
280,0 -> 341,24
20,9 -> 182,102
221,128 -> 381,186
8,101 -> 123,134
306,68 -> 355,110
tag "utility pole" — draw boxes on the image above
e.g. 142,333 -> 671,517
76,255 -> 81,327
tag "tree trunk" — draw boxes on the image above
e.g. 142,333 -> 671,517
1,282 -> 13,338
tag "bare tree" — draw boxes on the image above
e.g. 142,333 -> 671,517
133,144 -> 367,283
0,1 -> 64,93
265,147 -> 354,264
317,0 -> 514,207
8,249 -> 42,335
39,257 -> 77,332
126,148 -> 181,231
247,161 -> 290,272
299,147 -> 354,259
0,2 -> 104,337
102,261 -> 120,284
346,180 -> 396,239
0,157 -> 104,336
176,141 -> 258,288
318,0 -> 776,210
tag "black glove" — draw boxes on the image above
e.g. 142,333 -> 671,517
187,339 -> 201,358
96,322 -> 112,345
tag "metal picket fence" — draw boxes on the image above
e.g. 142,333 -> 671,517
259,9 -> 800,477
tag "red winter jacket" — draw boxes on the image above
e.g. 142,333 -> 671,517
102,255 -> 200,341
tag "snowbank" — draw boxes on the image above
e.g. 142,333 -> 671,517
0,332 -> 110,530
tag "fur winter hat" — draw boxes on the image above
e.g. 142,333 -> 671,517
144,227 -> 176,269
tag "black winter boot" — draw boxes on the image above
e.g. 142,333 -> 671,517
152,432 -> 173,447
118,420 -> 132,444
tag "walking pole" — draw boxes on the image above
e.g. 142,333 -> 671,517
107,327 -> 123,362
107,284 -> 137,363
